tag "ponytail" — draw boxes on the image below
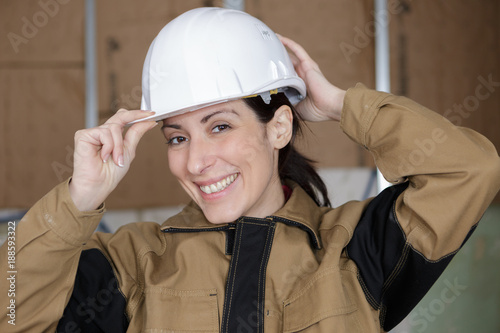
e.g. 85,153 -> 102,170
243,93 -> 331,207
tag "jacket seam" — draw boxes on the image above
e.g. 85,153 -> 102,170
222,221 -> 244,332
257,225 -> 268,331
355,269 -> 380,309
96,249 -> 131,324
284,304 -> 358,332
283,267 -> 339,305
333,224 -> 353,243
272,216 -> 321,249
394,198 -> 478,263
379,304 -> 388,329
381,203 -> 411,293
382,244 -> 410,296
257,222 -> 275,332
129,228 -> 168,316
127,245 -> 155,317
403,223 -> 479,263
41,200 -> 87,248
162,225 -> 233,233
241,220 -> 271,227
144,287 -> 218,296
360,93 -> 390,148
344,247 -> 380,310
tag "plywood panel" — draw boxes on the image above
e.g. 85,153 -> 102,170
0,0 -> 86,209
0,0 -> 84,62
389,0 -> 500,203
0,69 -> 85,207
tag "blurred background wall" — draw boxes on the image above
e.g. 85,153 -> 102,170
1,0 -> 499,332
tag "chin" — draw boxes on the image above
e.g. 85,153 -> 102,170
202,206 -> 243,225
205,212 -> 241,225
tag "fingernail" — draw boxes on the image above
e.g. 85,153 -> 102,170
103,154 -> 110,163
118,155 -> 124,167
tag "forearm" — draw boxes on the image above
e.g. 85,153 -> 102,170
0,179 -> 103,332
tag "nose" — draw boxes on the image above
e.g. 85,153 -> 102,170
186,136 -> 216,175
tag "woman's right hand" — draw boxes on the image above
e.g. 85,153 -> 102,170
69,109 -> 158,211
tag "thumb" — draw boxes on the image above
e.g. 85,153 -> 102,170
123,121 -> 158,161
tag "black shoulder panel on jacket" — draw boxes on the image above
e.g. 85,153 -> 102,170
57,248 -> 129,333
346,182 -> 475,331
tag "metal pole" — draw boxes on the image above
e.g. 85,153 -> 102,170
375,0 -> 391,94
223,0 -> 245,11
85,0 -> 98,128
374,0 -> 392,192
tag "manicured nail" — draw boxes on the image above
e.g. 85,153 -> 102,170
118,155 -> 124,167
103,154 -> 110,163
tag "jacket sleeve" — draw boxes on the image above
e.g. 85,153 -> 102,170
342,84 -> 500,331
56,219 -> 165,333
0,179 -> 126,333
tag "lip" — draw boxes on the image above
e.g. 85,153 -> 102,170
196,173 -> 239,200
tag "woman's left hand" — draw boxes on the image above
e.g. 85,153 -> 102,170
278,35 -> 346,122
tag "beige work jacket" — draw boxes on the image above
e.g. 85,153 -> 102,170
1,84 -> 499,332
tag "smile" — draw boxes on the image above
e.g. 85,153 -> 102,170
199,173 -> 239,194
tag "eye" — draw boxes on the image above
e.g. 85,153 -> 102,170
212,124 -> 231,133
167,136 -> 188,146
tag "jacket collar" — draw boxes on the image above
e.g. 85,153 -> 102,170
160,181 -> 325,249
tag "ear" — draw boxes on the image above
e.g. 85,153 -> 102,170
267,105 -> 293,149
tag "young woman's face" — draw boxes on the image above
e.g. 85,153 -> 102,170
162,99 -> 291,224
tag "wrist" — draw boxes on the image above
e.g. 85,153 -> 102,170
327,88 -> 346,122
68,178 -> 105,212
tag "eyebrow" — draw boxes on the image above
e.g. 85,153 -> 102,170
162,123 -> 181,130
162,109 -> 239,130
201,109 -> 239,123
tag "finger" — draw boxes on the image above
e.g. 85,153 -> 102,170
102,109 -> 155,167
287,50 -> 300,68
123,121 -> 159,161
104,123 -> 125,167
98,129 -> 115,163
76,127 -> 115,163
278,35 -> 318,70
278,35 -> 308,59
277,36 -> 306,77
104,109 -> 155,127
278,34 -> 300,63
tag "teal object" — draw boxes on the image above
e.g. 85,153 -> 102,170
405,205 -> 500,333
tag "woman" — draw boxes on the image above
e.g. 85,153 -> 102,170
1,7 -> 499,333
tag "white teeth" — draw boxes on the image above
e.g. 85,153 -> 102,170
200,173 -> 238,194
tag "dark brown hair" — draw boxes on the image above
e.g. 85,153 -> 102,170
243,93 -> 331,207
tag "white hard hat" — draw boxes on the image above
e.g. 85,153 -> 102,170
139,7 -> 306,122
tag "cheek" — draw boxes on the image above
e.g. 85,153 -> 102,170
229,131 -> 272,166
167,150 -> 186,179
228,135 -> 275,177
